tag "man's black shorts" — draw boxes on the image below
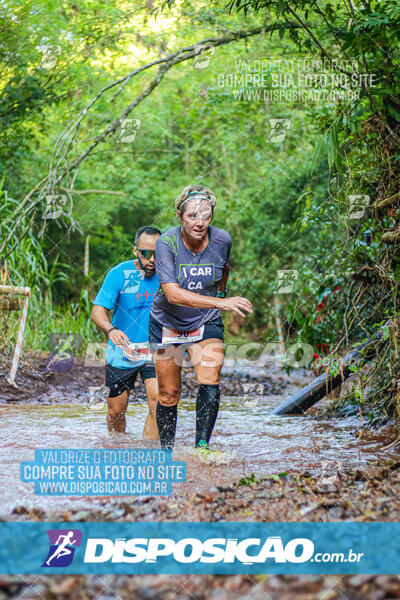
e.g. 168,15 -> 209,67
105,362 -> 156,398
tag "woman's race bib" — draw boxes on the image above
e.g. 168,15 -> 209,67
122,342 -> 152,362
162,325 -> 204,345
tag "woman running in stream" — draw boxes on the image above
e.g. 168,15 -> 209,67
149,185 -> 253,453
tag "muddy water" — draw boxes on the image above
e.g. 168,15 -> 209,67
0,365 -> 397,517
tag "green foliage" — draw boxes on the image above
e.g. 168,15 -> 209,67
0,0 -> 399,428
268,472 -> 289,482
237,473 -> 257,486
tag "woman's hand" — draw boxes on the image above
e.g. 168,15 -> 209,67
107,329 -> 130,348
219,296 -> 253,317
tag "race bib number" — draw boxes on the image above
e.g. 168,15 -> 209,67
122,342 -> 152,362
162,326 -> 204,344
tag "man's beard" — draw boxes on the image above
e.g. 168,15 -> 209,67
137,255 -> 155,276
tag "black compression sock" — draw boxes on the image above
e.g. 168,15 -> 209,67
195,384 -> 220,446
156,402 -> 177,449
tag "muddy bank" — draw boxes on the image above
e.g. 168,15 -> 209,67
7,452 -> 400,523
0,353 -> 103,404
0,351 -> 288,404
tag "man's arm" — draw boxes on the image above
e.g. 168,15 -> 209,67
91,305 -> 130,348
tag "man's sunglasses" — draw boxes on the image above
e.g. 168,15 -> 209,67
136,248 -> 156,259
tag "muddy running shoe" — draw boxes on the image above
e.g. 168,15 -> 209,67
196,440 -> 221,460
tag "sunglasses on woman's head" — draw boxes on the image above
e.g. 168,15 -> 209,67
136,248 -> 156,259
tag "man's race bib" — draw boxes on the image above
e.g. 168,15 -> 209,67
162,326 -> 204,345
122,342 -> 152,362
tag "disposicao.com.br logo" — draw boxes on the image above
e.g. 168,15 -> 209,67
82,536 -> 362,565
41,532 -> 365,569
84,536 -> 312,564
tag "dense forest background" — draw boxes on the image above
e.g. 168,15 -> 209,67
1,0 -> 399,422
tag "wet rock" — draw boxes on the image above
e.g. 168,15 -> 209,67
22,584 -> 47,599
274,593 -> 319,600
374,574 -> 400,593
11,506 -> 29,515
69,511 -> 89,521
367,591 -> 385,600
347,575 -> 375,587
352,469 -> 366,481
374,574 -> 390,586
223,575 -> 247,591
327,506 -> 343,518
49,577 -> 78,595
320,498 -> 341,507
299,502 -> 320,516
319,591 -> 339,600
110,508 -> 126,518
316,484 -> 337,493
0,580 -> 27,596
316,476 -> 338,493
286,575 -> 323,592
60,512 -> 72,522
264,576 -> 288,591
210,590 -> 229,598
29,508 -> 44,520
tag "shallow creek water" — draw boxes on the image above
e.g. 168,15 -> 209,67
0,363 -> 397,516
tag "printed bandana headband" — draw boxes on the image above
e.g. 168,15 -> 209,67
179,190 -> 213,212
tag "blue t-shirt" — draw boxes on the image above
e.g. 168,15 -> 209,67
151,225 -> 231,330
93,260 -> 159,368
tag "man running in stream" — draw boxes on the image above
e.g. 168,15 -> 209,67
149,185 -> 253,453
91,226 -> 161,438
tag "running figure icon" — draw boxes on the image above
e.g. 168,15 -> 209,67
42,529 -> 82,568
45,531 -> 77,566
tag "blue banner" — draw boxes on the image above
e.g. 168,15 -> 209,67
0,522 -> 398,574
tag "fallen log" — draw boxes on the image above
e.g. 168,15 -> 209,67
271,323 -> 390,416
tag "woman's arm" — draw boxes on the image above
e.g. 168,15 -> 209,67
219,260 -> 230,293
161,282 -> 253,317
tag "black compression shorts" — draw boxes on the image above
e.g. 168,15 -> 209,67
105,362 -> 156,398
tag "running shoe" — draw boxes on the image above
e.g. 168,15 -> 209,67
196,440 -> 221,460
